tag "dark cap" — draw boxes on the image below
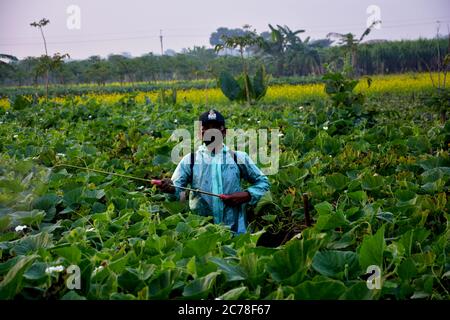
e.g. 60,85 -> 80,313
199,109 -> 225,127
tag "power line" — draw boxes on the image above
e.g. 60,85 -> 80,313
0,19 -> 448,47
0,34 -> 211,46
1,15 -> 449,41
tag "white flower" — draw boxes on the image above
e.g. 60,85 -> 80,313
15,225 -> 27,232
0,121 -> 3,124
86,227 -> 95,232
174,119 -> 178,123
299,106 -> 304,110
247,118 -> 251,121
257,120 -> 261,124
93,266 -> 104,275
137,185 -> 144,190
88,115 -> 92,119
323,126 -> 328,130
56,153 -> 66,157
40,109 -> 44,112
13,134 -> 18,138
278,133 -> 284,137
45,265 -> 65,274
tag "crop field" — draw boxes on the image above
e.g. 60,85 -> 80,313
0,72 -> 440,109
0,71 -> 448,300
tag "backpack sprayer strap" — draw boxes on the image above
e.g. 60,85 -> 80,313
187,150 -> 243,185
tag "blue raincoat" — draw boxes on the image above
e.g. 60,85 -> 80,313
170,144 -> 270,234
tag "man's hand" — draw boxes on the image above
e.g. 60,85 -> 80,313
221,191 -> 251,207
157,178 -> 175,194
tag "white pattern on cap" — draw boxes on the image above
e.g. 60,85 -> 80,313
208,110 -> 217,120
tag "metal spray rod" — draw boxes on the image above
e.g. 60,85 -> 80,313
52,164 -> 231,200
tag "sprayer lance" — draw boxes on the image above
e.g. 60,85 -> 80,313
53,164 -> 231,200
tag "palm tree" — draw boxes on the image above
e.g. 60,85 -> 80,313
30,18 -> 51,98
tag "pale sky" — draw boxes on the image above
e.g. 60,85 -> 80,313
1,0 -> 449,60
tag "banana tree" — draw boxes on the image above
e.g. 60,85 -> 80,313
259,24 -> 306,76
218,65 -> 268,104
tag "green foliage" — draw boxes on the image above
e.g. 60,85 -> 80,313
218,65 -> 268,103
157,88 -> 177,106
0,83 -> 448,300
9,95 -> 33,110
323,70 -> 368,112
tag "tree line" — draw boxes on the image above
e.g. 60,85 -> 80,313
0,24 -> 448,87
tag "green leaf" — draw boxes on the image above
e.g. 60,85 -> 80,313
420,179 -> 445,194
0,179 -> 23,193
210,257 -> 246,282
398,258 -> 418,280
182,271 -> 219,299
33,194 -> 60,211
339,281 -> 375,300
325,173 -> 349,191
361,174 -> 384,191
359,225 -> 385,270
117,268 -> 145,293
61,291 -> 87,300
315,211 -> 347,231
63,187 -> 83,206
147,269 -> 179,299
163,201 -> 187,215
54,246 -> 82,264
348,191 -> 368,203
0,255 -> 37,299
253,65 -> 268,100
314,201 -> 333,215
281,194 -> 295,208
23,262 -> 48,280
312,250 -> 360,279
407,136 -> 431,153
262,214 -> 277,222
32,194 -> 59,221
294,279 -> 347,300
395,190 -> 417,206
218,286 -> 247,300
267,238 -> 321,286
0,215 -> 12,232
0,257 -> 20,276
183,232 -> 221,257
11,210 -> 45,227
11,232 -> 53,256
219,72 -> 242,101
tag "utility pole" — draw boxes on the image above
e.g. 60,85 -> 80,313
160,29 -> 164,55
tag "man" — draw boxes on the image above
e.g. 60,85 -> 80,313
157,109 -> 270,234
